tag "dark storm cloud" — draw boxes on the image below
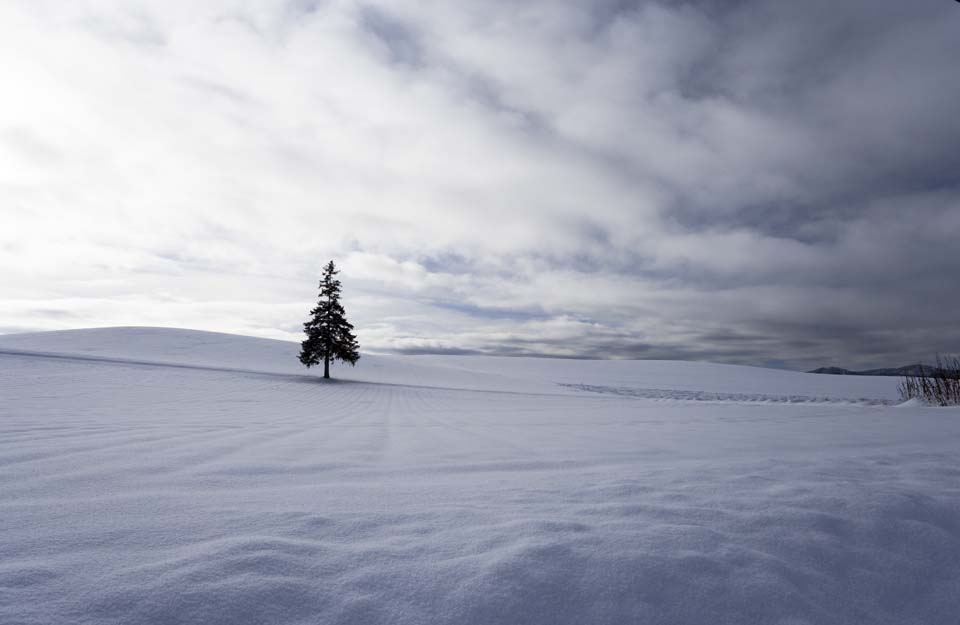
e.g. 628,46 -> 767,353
487,0 -> 960,369
659,1 -> 960,239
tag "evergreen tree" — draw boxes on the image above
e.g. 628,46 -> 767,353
299,260 -> 360,378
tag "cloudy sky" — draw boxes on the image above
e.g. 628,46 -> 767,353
2,0 -> 959,370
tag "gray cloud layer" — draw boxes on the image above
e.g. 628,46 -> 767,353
1,0 -> 958,369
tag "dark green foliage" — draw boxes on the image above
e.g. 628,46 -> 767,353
299,260 -> 360,379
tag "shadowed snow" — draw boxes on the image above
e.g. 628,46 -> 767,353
0,327 -> 958,624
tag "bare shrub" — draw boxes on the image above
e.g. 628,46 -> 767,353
899,355 -> 960,406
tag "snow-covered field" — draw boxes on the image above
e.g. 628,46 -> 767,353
2,327 -> 959,624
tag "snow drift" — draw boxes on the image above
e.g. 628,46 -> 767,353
1,327 -> 958,624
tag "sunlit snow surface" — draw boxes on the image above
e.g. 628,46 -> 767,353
2,327 -> 959,624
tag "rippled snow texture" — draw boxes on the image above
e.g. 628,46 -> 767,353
1,328 -> 959,625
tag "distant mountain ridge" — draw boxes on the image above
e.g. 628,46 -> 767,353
808,364 -> 936,377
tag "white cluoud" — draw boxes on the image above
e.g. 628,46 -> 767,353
1,327 -> 958,624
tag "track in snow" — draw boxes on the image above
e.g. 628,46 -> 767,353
561,382 -> 898,406
1,328 -> 959,625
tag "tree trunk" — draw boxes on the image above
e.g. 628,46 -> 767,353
324,354 -> 330,379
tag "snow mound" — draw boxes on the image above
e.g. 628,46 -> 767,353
1,327 -> 958,624
0,326 -> 901,402
0,326 -> 546,393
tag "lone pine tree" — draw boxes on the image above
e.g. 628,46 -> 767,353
299,260 -> 360,379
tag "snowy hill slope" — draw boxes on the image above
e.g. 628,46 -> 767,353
0,326 -> 901,402
1,327 -> 958,625
0,327 -> 551,394
410,353 -> 902,402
